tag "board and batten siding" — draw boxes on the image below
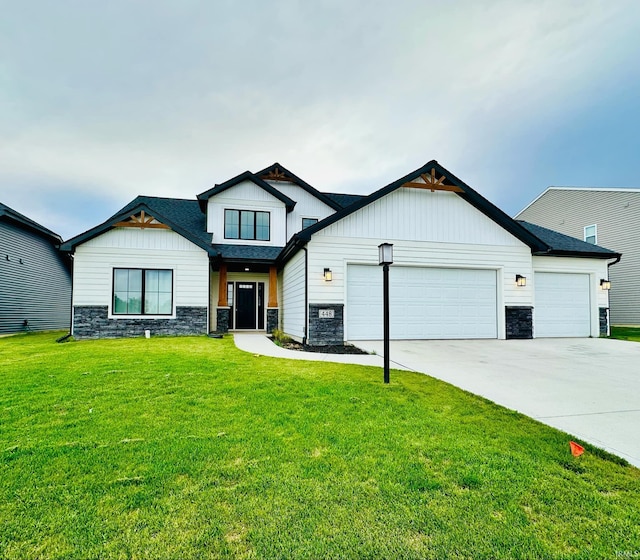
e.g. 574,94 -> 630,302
532,255 -> 609,338
306,187 -> 534,336
0,220 -> 71,333
281,248 -> 306,340
205,180 -> 287,246
517,188 -> 639,324
264,181 -> 336,240
320,188 -> 527,246
72,228 -> 209,312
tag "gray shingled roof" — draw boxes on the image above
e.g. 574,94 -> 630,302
517,220 -> 620,257
115,196 -> 210,246
323,192 -> 365,208
61,196 -> 214,254
211,244 -> 283,262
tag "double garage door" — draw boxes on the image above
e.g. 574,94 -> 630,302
346,266 -> 592,340
346,265 -> 498,340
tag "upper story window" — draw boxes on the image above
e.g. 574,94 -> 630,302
584,224 -> 597,245
302,217 -> 319,229
225,209 -> 270,241
113,268 -> 173,315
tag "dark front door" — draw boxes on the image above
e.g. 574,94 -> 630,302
235,283 -> 257,329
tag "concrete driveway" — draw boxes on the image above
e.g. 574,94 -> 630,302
353,338 -> 640,468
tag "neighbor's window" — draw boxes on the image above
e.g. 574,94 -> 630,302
224,209 -> 270,240
113,268 -> 173,315
584,224 -> 597,245
302,217 -> 318,229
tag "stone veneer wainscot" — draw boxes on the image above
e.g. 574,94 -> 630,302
73,306 -> 208,339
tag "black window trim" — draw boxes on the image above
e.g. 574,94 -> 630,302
112,267 -> 174,316
224,209 -> 271,241
301,217 -> 319,229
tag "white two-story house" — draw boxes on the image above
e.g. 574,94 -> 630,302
61,161 -> 619,343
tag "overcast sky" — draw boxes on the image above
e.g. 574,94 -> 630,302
2,0 -> 639,240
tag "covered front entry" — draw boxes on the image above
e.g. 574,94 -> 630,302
534,272 -> 591,337
213,263 -> 279,333
346,265 -> 498,340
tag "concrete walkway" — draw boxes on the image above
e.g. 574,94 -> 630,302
233,334 -> 640,468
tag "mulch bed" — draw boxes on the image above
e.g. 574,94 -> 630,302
271,338 -> 369,355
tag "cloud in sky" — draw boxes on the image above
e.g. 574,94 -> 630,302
1,0 -> 639,239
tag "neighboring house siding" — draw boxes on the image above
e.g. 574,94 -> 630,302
265,181 -> 336,239
205,181 -> 287,246
0,220 -> 71,333
72,227 -> 208,315
517,189 -> 639,324
281,248 -> 306,340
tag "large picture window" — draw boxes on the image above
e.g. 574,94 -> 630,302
113,268 -> 173,315
224,209 -> 270,241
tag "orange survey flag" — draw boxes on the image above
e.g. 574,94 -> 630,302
569,441 -> 585,457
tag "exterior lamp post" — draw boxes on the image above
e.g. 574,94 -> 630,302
378,243 -> 393,384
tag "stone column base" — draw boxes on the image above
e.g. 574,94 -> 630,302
599,307 -> 609,337
505,306 -> 533,339
266,308 -> 279,334
308,303 -> 344,346
216,307 -> 231,333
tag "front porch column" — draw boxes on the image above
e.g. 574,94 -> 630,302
267,265 -> 279,333
218,263 -> 228,306
216,263 -> 230,333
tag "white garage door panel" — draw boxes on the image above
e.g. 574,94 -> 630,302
535,272 -> 590,337
347,265 -> 497,340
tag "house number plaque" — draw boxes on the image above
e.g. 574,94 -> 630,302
318,309 -> 335,319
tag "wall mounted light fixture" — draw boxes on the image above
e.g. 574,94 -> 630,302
516,274 -> 527,287
323,268 -> 332,282
600,279 -> 611,290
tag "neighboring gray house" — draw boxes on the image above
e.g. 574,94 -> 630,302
61,161 -> 619,341
0,203 -> 72,334
516,187 -> 637,325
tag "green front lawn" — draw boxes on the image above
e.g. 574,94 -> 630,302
610,326 -> 640,342
1,333 -> 639,559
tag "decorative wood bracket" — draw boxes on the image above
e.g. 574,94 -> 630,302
402,168 -> 464,192
115,210 -> 170,229
260,167 -> 291,182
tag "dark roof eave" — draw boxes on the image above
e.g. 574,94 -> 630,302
60,202 -> 215,256
197,171 -> 297,211
0,209 -> 63,244
277,233 -> 308,266
256,162 -> 343,211
533,250 -> 622,260
281,160 -> 551,256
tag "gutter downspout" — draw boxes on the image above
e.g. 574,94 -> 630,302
303,247 -> 308,346
58,252 -> 74,343
605,254 -> 622,336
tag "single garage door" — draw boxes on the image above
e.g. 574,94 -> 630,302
535,272 -> 591,337
346,265 -> 497,340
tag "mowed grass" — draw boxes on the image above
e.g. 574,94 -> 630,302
610,326 -> 640,342
1,334 -> 639,559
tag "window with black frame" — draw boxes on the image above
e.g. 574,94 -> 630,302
113,268 -> 173,315
224,209 -> 270,241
